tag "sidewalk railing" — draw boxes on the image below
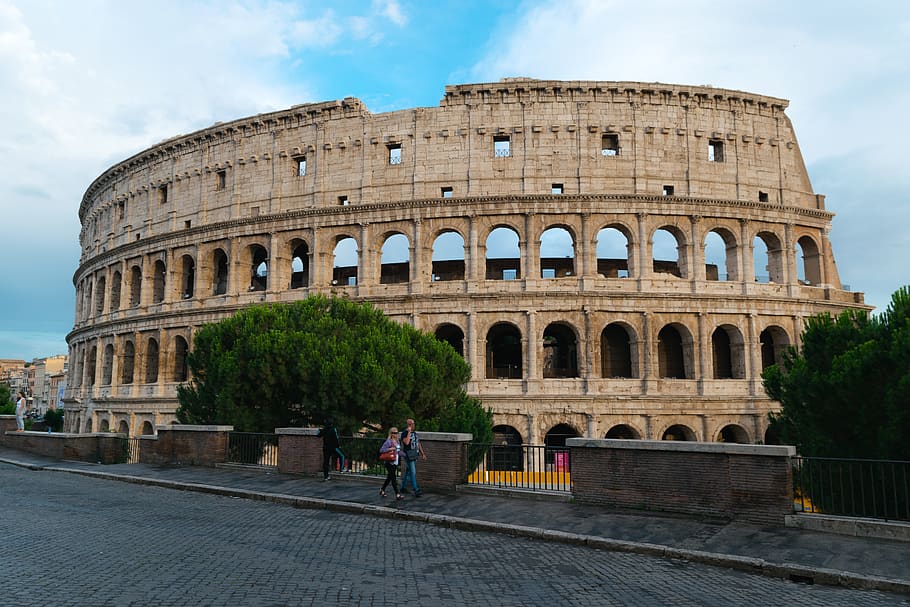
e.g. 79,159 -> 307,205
793,456 -> 910,522
338,436 -> 387,476
126,437 -> 141,464
466,443 -> 571,492
227,432 -> 278,467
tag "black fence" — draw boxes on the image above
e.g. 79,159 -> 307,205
337,436 -> 387,476
793,457 -> 910,522
466,444 -> 571,492
227,432 -> 279,467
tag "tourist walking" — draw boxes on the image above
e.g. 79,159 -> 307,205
317,418 -> 347,480
399,418 -> 426,496
378,427 -> 403,499
15,391 -> 26,432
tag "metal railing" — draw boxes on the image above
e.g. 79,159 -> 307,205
125,437 -> 141,464
227,432 -> 279,467
337,436 -> 387,476
793,457 -> 910,522
466,444 -> 571,492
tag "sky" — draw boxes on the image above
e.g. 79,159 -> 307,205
1,0 -> 908,361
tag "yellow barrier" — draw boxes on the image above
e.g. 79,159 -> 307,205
467,470 -> 571,486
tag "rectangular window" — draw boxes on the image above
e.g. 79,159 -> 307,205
602,133 -> 620,156
542,268 -> 556,279
708,139 -> 724,162
441,187 -> 453,198
494,135 -> 511,158
503,268 -> 517,280
347,276 -> 357,286
158,185 -> 168,205
388,144 -> 402,165
216,170 -> 226,191
662,185 -> 675,196
117,202 -> 125,220
296,156 -> 307,176
551,183 -> 563,195
758,191 -> 769,202
339,195 -> 349,206
184,220 -> 191,229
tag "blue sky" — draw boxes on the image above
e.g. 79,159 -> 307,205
1,0 -> 908,360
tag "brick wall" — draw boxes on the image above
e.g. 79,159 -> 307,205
276,428 -> 322,475
138,425 -> 232,466
417,432 -> 471,491
567,438 -> 795,525
0,428 -> 127,464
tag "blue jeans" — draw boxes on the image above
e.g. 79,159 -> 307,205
400,457 -> 419,493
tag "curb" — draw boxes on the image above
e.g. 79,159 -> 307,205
6,459 -> 904,595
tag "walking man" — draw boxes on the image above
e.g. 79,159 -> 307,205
317,418 -> 347,480
399,418 -> 426,496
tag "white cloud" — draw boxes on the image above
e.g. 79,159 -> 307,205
375,0 -> 407,27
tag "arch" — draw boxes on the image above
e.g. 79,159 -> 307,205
290,240 -> 309,289
121,340 -> 135,384
760,325 -> 790,370
490,424 -> 523,471
485,226 -> 521,280
248,244 -> 268,292
657,324 -> 691,379
652,227 -> 684,278
129,265 -> 142,307
661,424 -> 696,441
605,424 -> 641,439
716,424 -> 750,443
434,323 -> 464,358
141,421 -> 155,436
796,235 -> 821,285
94,275 -> 106,315
118,420 -> 129,435
213,248 -> 229,295
704,228 -> 737,281
85,418 -> 93,433
101,344 -> 114,385
180,255 -> 195,299
540,226 -> 575,278
83,280 -> 93,320
152,259 -> 166,303
86,345 -> 97,387
754,231 -> 784,283
99,418 -> 109,432
110,270 -> 122,311
332,236 -> 358,286
545,423 -> 579,472
486,322 -> 522,379
145,338 -> 159,384
711,324 -> 745,379
542,322 -> 578,378
380,232 -> 410,284
432,230 -> 465,281
596,225 -> 631,278
601,323 -> 635,378
173,335 -> 189,382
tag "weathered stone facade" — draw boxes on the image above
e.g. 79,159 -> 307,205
66,79 -> 867,444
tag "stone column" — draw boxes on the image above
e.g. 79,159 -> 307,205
410,218 -> 425,293
268,232 -> 284,293
746,313 -> 760,396
525,310 -> 538,381
739,219 -> 754,294
697,312 -> 707,393
636,212 -> 650,281
358,222 -> 373,288
690,215 -> 705,283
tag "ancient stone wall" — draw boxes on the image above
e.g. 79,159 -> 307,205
65,79 -> 867,444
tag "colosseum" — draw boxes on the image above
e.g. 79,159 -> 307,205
66,78 -> 867,446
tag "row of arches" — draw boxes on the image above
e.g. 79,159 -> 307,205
75,218 -> 829,321
74,334 -> 189,388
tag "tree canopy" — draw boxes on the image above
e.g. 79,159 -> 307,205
176,296 -> 477,435
763,286 -> 910,459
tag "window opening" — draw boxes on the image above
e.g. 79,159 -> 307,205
158,185 -> 168,205
662,185 -> 675,196
708,139 -> 724,162
388,143 -> 402,165
758,191 -> 769,202
551,183 -> 563,195
601,133 -> 620,156
441,187 -> 453,198
339,195 -> 349,206
296,156 -> 307,177
494,135 -> 511,158
215,170 -> 226,191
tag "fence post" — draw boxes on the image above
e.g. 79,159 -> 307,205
418,432 -> 472,492
276,428 -> 322,475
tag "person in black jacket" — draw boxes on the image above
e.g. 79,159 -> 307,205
317,418 -> 347,480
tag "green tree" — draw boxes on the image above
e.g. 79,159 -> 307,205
176,296 -> 474,434
0,382 -> 11,412
764,286 -> 910,459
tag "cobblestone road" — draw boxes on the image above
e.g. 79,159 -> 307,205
1,463 -> 906,606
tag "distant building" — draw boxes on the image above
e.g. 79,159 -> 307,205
30,355 -> 67,413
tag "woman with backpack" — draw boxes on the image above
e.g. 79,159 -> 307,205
378,427 -> 403,499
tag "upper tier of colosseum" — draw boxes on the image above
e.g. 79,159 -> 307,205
78,79 -> 820,260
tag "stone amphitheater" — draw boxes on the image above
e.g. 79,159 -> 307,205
65,78 -> 867,446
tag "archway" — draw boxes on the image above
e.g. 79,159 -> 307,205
432,230 -> 465,281
596,226 -> 630,278
486,323 -> 522,379
332,236 -> 358,286
716,424 -> 750,444
435,324 -> 464,358
540,227 -> 575,278
601,323 -> 634,378
290,241 -> 309,289
490,425 -> 523,471
605,424 -> 640,439
542,323 -> 578,378
661,424 -> 696,441
485,227 -> 521,280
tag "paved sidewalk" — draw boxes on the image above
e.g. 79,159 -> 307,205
1,446 -> 907,595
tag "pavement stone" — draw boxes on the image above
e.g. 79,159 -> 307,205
1,446 -> 909,604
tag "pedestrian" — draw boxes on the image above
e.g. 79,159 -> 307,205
399,418 -> 426,496
15,391 -> 26,432
378,427 -> 403,499
317,418 -> 347,480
